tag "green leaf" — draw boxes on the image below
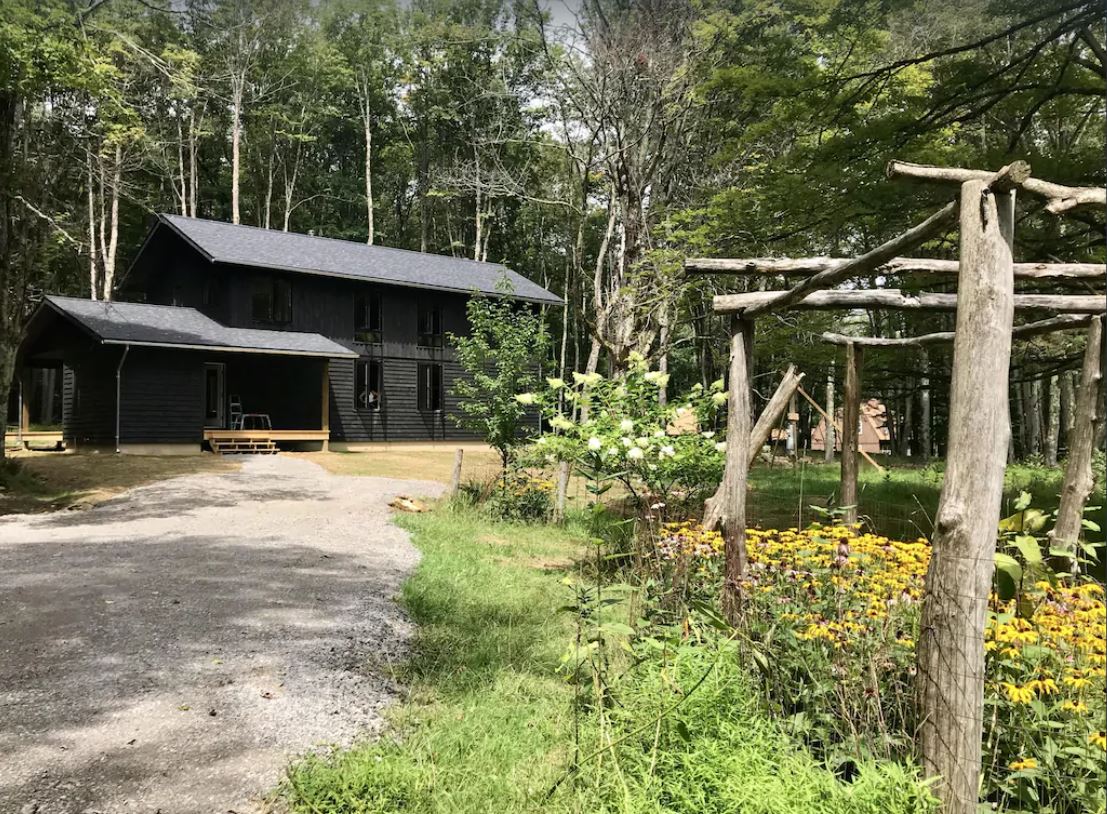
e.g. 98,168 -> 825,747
1013,535 -> 1043,565
994,553 -> 1022,601
674,720 -> 692,742
1014,491 -> 1032,511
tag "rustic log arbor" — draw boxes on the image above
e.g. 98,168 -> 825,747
685,160 -> 1106,812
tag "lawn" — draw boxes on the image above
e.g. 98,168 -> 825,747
0,451 -> 238,514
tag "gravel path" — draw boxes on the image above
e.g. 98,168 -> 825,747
0,455 -> 442,814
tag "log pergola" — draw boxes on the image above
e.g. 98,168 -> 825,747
686,159 -> 1106,814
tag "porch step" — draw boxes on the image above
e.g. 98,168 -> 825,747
210,436 -> 279,455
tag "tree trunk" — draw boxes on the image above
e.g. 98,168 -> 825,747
1023,380 -> 1042,457
917,180 -> 1014,814
840,342 -> 863,524
1060,370 -> 1075,451
1051,317 -> 1104,559
720,315 -> 753,623
86,148 -> 99,300
1043,375 -> 1060,467
1013,377 -> 1027,458
898,389 -> 913,457
824,365 -> 835,460
363,100 -> 374,244
101,144 -> 121,300
919,348 -> 931,462
231,85 -> 243,225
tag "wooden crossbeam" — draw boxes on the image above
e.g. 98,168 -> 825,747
819,314 -> 1095,347
685,256 -> 1105,280
714,290 -> 1105,315
887,159 -> 1106,214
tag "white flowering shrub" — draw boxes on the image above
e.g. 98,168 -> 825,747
519,353 -> 727,514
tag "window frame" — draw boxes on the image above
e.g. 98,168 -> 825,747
251,276 -> 293,325
354,358 -> 384,412
417,304 -> 444,349
417,362 -> 443,413
354,291 -> 383,345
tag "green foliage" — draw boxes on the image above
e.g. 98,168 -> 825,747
524,354 -> 725,515
282,505 -> 936,814
484,472 -> 554,523
449,283 -> 550,468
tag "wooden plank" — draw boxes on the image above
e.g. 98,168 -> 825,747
714,290 -> 1105,315
685,256 -> 1104,280
917,178 -> 1015,814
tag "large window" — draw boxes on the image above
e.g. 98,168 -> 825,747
355,359 -> 383,411
354,291 -> 383,344
418,304 -> 443,348
251,277 -> 292,324
417,363 -> 443,412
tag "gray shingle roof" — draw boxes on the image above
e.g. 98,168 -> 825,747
159,214 -> 563,306
45,296 -> 357,358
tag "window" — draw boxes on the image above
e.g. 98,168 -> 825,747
418,304 -> 443,348
355,359 -> 383,411
417,363 -> 443,412
252,276 -> 292,324
354,291 -> 383,344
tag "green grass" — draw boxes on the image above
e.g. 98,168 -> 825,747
747,459 -> 1105,540
280,506 -> 935,813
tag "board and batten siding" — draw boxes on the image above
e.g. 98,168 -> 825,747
119,349 -> 205,443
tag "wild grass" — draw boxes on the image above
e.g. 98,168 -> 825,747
280,506 -> 935,813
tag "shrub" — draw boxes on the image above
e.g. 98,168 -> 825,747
485,473 -> 555,523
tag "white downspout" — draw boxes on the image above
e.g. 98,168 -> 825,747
115,344 -> 130,454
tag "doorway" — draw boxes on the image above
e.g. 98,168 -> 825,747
204,363 -> 226,428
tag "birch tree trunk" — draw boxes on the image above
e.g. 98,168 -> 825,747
231,81 -> 243,225
1043,375 -> 1060,467
824,365 -> 835,461
919,347 -> 931,462
840,342 -> 863,524
86,148 -> 99,300
1051,317 -> 1104,558
917,180 -> 1014,814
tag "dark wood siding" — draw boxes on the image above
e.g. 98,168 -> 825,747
119,348 -> 204,443
223,355 -> 325,430
62,349 -> 121,446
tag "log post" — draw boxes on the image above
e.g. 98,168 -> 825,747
787,393 -> 799,460
703,363 -> 804,528
554,459 -> 570,523
824,365 -> 835,462
917,179 -> 1015,814
1050,316 -> 1104,562
449,448 -> 465,497
840,342 -> 863,524
720,315 -> 753,623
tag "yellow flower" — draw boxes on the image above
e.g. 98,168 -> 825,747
1002,683 -> 1035,704
1090,732 -> 1107,751
1060,700 -> 1088,713
1008,757 -> 1038,771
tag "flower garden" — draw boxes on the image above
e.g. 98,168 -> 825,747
506,358 -> 1107,814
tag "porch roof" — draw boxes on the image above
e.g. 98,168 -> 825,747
42,296 -> 357,358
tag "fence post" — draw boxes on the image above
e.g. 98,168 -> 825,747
916,178 -> 1015,814
448,448 -> 464,497
720,315 -> 754,623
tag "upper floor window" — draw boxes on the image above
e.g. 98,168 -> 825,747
252,277 -> 292,324
418,304 -> 443,348
417,363 -> 443,412
354,291 -> 382,344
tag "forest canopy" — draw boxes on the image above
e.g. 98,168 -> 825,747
1,0 -> 1103,457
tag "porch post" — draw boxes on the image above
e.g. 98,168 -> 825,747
321,360 -> 330,452
19,368 -> 32,448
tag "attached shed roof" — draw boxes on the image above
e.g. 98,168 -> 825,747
156,214 -> 563,306
42,296 -> 357,358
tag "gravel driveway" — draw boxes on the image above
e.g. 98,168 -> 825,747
0,455 -> 442,814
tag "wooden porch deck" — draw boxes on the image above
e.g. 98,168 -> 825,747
203,429 -> 329,455
5,430 -> 65,450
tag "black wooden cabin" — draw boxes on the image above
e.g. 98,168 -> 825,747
17,215 -> 560,453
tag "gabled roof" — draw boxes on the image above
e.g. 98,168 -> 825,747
155,214 -> 563,306
41,296 -> 357,358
